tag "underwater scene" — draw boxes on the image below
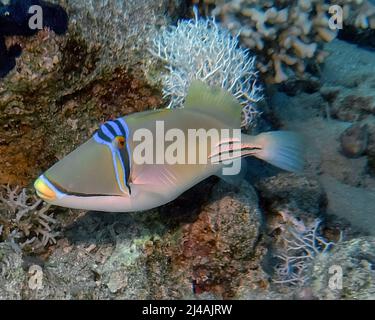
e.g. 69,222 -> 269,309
0,0 -> 374,301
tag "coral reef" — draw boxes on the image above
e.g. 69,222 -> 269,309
150,7 -> 263,128
0,185 -> 60,253
194,0 -> 375,79
329,94 -> 375,122
0,0 -> 374,301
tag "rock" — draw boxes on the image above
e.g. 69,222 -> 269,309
279,78 -> 321,97
255,173 -> 327,217
367,122 -> 375,176
367,123 -> 375,158
338,26 -> 375,51
0,243 -> 25,299
311,237 -> 375,300
340,124 -> 368,158
368,156 -> 375,176
320,175 -> 375,236
331,95 -> 375,122
165,180 -> 264,299
320,86 -> 341,105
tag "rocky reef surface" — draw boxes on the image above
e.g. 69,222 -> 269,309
1,1 -> 375,300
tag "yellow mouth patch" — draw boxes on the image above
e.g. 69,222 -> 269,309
34,176 -> 56,201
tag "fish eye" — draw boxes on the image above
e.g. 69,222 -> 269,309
4,11 -> 10,17
113,136 -> 125,149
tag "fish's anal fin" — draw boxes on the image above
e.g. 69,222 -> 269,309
184,80 -> 242,129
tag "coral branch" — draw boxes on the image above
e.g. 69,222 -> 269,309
272,213 -> 335,286
0,185 -> 60,252
150,7 -> 263,128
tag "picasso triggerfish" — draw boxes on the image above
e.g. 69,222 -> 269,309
34,81 -> 304,212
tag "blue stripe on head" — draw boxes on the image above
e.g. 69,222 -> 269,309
104,123 -> 117,137
100,123 -> 115,140
111,120 -> 125,137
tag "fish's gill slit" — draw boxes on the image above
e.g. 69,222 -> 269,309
112,149 -> 131,195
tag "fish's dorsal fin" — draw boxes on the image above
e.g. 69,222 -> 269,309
184,80 -> 242,128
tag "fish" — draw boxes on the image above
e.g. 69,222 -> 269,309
34,81 -> 304,212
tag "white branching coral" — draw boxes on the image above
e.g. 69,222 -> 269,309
0,185 -> 60,253
272,211 -> 335,286
150,8 -> 263,128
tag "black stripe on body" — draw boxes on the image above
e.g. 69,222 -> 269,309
97,129 -> 112,142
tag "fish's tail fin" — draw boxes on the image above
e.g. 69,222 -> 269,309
248,131 -> 304,172
209,131 -> 304,173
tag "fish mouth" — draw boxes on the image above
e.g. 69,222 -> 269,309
34,175 -> 60,201
34,174 -> 123,201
